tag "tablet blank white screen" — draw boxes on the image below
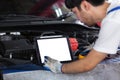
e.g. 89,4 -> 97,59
37,37 -> 72,63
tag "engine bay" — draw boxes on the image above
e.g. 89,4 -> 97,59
0,26 -> 99,67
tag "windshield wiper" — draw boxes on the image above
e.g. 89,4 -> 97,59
57,12 -> 73,20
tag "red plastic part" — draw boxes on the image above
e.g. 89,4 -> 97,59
69,38 -> 79,52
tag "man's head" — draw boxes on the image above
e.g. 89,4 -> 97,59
65,0 -> 109,26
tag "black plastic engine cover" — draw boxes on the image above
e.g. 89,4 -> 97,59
0,39 -> 36,60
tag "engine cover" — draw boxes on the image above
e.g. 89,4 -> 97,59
0,39 -> 36,60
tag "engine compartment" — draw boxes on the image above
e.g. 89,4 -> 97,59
0,27 -> 99,64
0,21 -> 100,72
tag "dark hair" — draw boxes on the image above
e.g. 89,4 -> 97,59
65,0 -> 105,9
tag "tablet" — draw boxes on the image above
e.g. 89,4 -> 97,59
35,36 -> 73,64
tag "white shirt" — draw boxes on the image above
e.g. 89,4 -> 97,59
93,0 -> 120,54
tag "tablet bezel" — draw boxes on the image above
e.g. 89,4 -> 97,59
35,35 -> 73,65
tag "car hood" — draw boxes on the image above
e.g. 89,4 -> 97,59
0,14 -> 99,33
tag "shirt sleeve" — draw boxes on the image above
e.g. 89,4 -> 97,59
93,19 -> 120,54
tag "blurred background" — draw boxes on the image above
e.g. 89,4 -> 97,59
0,0 -> 77,21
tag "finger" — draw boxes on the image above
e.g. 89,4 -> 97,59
44,57 -> 52,65
44,57 -> 48,63
45,56 -> 56,62
44,56 -> 53,61
44,56 -> 49,59
44,56 -> 51,63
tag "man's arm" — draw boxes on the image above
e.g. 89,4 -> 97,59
62,49 -> 107,73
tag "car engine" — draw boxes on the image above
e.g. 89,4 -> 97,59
0,26 -> 99,65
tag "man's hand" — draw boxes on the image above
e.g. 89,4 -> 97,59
44,56 -> 63,73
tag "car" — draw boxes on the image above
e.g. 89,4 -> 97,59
0,0 -> 100,80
